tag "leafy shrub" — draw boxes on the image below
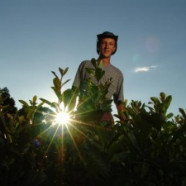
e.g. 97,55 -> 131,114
0,60 -> 185,186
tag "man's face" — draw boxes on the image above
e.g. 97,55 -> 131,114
99,38 -> 116,58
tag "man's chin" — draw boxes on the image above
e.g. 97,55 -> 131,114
101,53 -> 112,58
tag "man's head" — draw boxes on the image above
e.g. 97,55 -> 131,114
97,31 -> 118,56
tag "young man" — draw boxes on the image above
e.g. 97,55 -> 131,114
73,31 -> 125,123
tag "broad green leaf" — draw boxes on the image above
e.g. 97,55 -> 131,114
59,67 -> 69,76
63,67 -> 69,76
167,113 -> 173,119
150,97 -> 159,105
160,92 -> 166,101
33,95 -> 37,103
19,100 -> 29,107
58,67 -> 64,76
179,108 -> 186,118
162,95 -> 172,113
40,98 -> 53,107
53,77 -> 61,90
29,100 -> 33,105
51,71 -> 58,78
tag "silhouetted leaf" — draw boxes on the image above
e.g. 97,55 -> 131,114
91,58 -> 97,68
19,100 -> 29,107
160,92 -> 166,101
95,68 -> 105,82
33,95 -> 37,103
62,79 -> 71,87
40,98 -> 53,107
51,71 -> 58,78
53,77 -> 61,90
179,108 -> 186,118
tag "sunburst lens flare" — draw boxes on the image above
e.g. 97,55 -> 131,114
56,111 -> 70,125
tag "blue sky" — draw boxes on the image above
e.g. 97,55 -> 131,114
0,0 -> 186,115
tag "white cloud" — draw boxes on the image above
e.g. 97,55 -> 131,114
134,65 -> 157,73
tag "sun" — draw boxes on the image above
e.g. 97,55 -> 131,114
56,111 -> 70,125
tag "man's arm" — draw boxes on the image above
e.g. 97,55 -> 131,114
116,101 -> 126,121
73,61 -> 86,88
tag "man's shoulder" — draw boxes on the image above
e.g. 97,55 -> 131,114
109,64 -> 123,76
79,60 -> 93,68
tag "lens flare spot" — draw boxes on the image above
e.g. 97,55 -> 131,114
56,111 -> 70,125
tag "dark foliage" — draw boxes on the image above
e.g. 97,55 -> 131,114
0,61 -> 186,186
0,87 -> 17,114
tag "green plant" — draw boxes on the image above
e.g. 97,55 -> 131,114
0,63 -> 186,186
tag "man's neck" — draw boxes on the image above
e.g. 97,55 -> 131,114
97,57 -> 111,66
